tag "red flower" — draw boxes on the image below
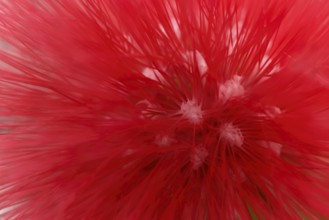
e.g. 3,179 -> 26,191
0,0 -> 329,219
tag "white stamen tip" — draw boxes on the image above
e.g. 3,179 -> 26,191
142,68 -> 163,81
220,123 -> 244,147
260,55 -> 281,75
171,18 -> 181,39
191,147 -> 208,170
184,50 -> 208,75
159,17 -> 181,39
260,54 -> 270,68
179,99 -> 203,124
270,64 -> 281,74
218,75 -> 245,102
195,51 -> 208,75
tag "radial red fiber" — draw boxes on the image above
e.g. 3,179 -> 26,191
0,0 -> 329,219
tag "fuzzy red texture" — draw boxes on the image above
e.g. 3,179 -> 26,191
0,0 -> 329,219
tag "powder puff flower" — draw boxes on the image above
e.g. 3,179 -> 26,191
0,0 -> 329,219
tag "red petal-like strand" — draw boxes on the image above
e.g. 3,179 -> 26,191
0,0 -> 329,219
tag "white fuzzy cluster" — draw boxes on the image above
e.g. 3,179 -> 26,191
220,123 -> 244,147
218,75 -> 245,102
179,99 -> 203,124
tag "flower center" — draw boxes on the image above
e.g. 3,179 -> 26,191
220,123 -> 244,147
179,99 -> 203,124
